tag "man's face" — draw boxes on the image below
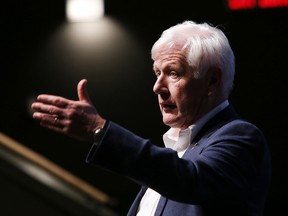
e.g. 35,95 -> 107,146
153,46 -> 209,129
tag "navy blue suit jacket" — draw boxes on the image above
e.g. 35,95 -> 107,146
86,105 -> 272,216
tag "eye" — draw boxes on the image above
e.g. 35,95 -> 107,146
169,71 -> 179,79
154,71 -> 161,77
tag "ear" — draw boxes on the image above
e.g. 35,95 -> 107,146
207,67 -> 222,96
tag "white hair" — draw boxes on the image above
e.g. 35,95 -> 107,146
151,20 -> 235,97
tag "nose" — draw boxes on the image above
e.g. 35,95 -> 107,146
153,74 -> 168,95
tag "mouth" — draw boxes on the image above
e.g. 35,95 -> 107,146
161,103 -> 177,111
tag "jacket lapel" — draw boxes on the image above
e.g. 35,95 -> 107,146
154,196 -> 168,216
127,186 -> 147,216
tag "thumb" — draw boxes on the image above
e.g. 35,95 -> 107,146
77,79 -> 92,103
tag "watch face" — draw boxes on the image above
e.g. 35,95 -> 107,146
95,128 -> 102,134
94,128 -> 105,144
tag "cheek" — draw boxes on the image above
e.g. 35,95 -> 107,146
170,85 -> 183,102
176,85 -> 199,110
172,86 -> 190,109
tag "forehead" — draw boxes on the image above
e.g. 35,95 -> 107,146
153,46 -> 188,70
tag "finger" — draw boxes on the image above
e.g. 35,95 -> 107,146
77,79 -> 92,103
31,102 -> 63,116
36,95 -> 69,108
33,112 -> 64,128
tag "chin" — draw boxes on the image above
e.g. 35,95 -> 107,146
162,118 -> 178,128
162,112 -> 181,126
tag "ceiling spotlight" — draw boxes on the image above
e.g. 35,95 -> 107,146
66,0 -> 104,22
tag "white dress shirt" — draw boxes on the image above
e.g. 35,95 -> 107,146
136,100 -> 229,216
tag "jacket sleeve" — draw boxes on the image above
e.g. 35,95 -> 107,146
86,120 -> 271,205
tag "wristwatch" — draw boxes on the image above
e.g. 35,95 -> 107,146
93,127 -> 105,146
93,121 -> 109,146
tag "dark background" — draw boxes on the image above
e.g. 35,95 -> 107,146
1,0 -> 287,215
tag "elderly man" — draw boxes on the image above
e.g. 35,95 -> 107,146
32,20 -> 272,216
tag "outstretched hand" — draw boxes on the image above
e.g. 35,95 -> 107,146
31,79 -> 106,142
